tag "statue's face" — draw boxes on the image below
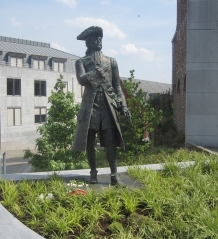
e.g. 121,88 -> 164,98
89,35 -> 102,51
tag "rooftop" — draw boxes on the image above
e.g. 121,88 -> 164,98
121,77 -> 172,94
0,36 -> 79,60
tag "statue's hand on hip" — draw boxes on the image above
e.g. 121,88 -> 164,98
95,63 -> 110,77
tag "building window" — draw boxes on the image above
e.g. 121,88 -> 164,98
54,62 -> 64,72
183,74 -> 186,91
177,80 -> 180,93
173,83 -> 176,95
35,107 -> 46,124
7,78 -> 21,96
63,82 -> 68,94
11,57 -> 23,67
33,59 -> 44,70
77,83 -> 84,98
7,108 -> 21,126
34,80 -> 46,96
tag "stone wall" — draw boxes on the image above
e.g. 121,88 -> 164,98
177,0 -> 187,29
172,0 -> 187,133
186,0 -> 218,147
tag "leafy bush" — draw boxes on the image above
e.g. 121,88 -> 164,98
118,70 -> 162,159
24,75 -> 87,171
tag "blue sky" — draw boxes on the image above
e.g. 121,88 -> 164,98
0,0 -> 176,83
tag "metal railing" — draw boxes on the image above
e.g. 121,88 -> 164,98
0,61 -> 74,73
0,152 -> 6,175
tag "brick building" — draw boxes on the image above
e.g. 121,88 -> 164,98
173,0 -> 218,147
172,0 -> 187,134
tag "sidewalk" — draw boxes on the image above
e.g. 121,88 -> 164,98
0,149 -> 36,174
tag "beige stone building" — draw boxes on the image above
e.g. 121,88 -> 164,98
0,36 -> 82,150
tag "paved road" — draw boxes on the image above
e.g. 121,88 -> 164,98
0,149 -> 36,174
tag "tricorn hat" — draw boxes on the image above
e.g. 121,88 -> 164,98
77,26 -> 103,41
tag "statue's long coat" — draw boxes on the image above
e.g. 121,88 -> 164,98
73,53 -> 127,151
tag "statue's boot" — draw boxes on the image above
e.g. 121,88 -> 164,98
87,129 -> 98,184
90,170 -> 98,184
103,128 -> 126,187
110,174 -> 125,187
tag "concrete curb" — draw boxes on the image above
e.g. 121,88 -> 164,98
186,143 -> 218,155
1,161 -> 197,181
0,203 -> 44,239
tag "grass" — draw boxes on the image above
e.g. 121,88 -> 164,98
97,146 -> 190,168
1,149 -> 218,238
30,146 -> 186,171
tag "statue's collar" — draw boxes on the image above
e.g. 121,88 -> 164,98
86,51 -> 102,65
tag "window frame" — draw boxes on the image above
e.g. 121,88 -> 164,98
7,107 -> 22,126
34,107 -> 47,124
10,57 -> 23,67
53,62 -> 64,72
7,78 -> 21,96
33,59 -> 45,70
34,80 -> 46,97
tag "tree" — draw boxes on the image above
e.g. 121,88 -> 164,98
148,91 -> 185,148
118,70 -> 162,159
24,75 -> 88,171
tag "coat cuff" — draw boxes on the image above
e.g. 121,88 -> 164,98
117,95 -> 127,107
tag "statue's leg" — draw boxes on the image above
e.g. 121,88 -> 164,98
103,128 -> 117,174
103,128 -> 125,186
86,128 -> 98,184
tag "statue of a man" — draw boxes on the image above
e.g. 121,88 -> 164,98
73,26 -> 131,186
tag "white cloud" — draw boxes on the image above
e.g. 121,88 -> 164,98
35,26 -> 47,31
121,44 -> 155,61
64,17 -> 126,39
104,49 -> 118,56
10,18 -> 21,27
56,0 -> 77,8
51,43 -> 67,52
100,0 -> 110,5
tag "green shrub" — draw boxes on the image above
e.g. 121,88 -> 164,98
118,70 -> 162,159
24,75 -> 86,171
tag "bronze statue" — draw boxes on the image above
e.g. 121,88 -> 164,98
73,26 -> 131,185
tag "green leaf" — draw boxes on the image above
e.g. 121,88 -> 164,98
25,75 -> 86,171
